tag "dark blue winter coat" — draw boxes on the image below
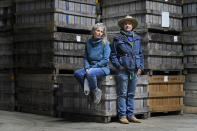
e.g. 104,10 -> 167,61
111,33 -> 144,71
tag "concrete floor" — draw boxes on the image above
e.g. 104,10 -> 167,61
0,110 -> 197,131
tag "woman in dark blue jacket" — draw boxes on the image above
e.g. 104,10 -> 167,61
74,23 -> 111,104
111,16 -> 144,124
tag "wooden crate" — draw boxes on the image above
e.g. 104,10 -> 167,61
144,56 -> 183,71
0,73 -> 15,111
0,33 -> 13,70
183,106 -> 197,114
184,74 -> 197,106
183,0 -> 197,4
143,32 -> 183,71
182,31 -> 197,70
182,31 -> 197,45
56,74 -> 149,121
16,88 -> 55,116
0,0 -> 13,8
14,32 -> 89,72
0,0 -> 14,32
15,0 -> 96,14
148,75 -> 185,113
102,0 -> 182,32
183,2 -> 197,31
0,93 -> 15,111
108,32 -> 184,71
16,74 -> 57,116
15,0 -> 96,31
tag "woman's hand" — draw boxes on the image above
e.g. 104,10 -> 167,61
137,69 -> 142,76
119,65 -> 125,70
86,69 -> 89,72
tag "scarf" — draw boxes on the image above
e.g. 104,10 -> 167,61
90,37 -> 103,47
120,29 -> 135,48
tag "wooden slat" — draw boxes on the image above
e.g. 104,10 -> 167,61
149,92 -> 184,97
149,75 -> 185,84
149,105 -> 182,112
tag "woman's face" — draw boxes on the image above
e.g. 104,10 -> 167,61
93,27 -> 104,39
123,21 -> 133,31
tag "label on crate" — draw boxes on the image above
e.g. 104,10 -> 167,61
76,35 -> 81,42
174,36 -> 178,42
162,12 -> 169,27
164,76 -> 168,82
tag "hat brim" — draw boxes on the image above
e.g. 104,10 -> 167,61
118,17 -> 138,30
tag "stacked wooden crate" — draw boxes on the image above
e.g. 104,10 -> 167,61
56,75 -> 149,122
182,0 -> 197,113
148,75 -> 184,113
14,0 -> 95,116
0,0 -> 15,111
101,0 -> 184,114
102,0 -> 182,32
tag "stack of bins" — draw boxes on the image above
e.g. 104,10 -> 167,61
148,75 -> 185,114
101,0 -> 184,115
14,0 -> 95,116
0,0 -> 15,111
56,75 -> 149,122
182,0 -> 197,113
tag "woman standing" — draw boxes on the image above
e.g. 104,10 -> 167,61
111,16 -> 144,124
74,23 -> 111,104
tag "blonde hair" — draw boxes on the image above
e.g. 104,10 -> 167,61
91,23 -> 108,44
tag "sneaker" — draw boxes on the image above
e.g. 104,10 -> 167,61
128,117 -> 141,123
93,88 -> 102,104
119,117 -> 129,124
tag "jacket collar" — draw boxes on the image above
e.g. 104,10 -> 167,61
114,33 -> 138,43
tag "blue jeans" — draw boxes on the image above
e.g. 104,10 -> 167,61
117,70 -> 138,118
74,68 -> 105,91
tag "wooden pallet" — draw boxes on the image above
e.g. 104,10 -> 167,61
59,112 -> 113,123
148,110 -> 183,117
183,106 -> 197,114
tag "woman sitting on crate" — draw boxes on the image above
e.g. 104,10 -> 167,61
111,16 -> 144,124
74,23 -> 111,104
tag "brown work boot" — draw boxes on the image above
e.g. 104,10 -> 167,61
128,117 -> 141,123
119,117 -> 129,124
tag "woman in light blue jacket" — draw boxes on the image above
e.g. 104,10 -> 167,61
74,23 -> 111,104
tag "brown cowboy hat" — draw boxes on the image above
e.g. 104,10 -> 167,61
118,15 -> 138,29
